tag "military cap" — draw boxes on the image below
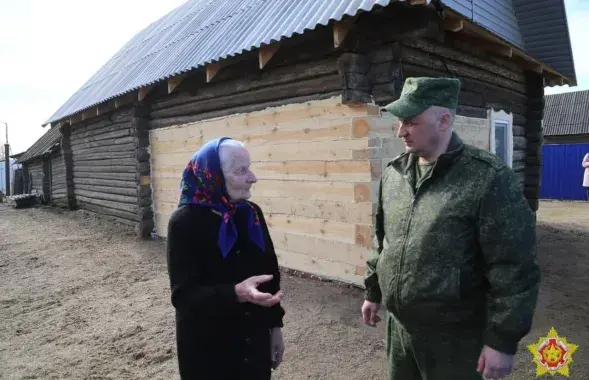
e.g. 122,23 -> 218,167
382,77 -> 461,119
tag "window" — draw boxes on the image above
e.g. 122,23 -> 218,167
488,109 -> 513,167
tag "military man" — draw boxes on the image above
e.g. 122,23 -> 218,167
361,77 -> 541,380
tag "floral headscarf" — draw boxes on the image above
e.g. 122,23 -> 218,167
178,137 -> 266,258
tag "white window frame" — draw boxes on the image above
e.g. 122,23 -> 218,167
488,108 -> 513,168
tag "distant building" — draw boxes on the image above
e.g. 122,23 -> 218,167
15,126 -> 72,207
540,89 -> 589,201
543,90 -> 589,144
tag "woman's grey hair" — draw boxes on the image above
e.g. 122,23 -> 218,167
219,138 -> 247,170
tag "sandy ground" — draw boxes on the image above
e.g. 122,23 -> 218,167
0,200 -> 588,380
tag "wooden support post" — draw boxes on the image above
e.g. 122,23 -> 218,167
206,62 -> 221,83
523,71 -> 544,212
259,42 -> 281,69
480,43 -> 512,58
333,20 -> 354,48
59,123 -> 77,210
69,113 -> 83,125
132,102 -> 154,239
81,107 -> 98,121
97,101 -> 114,116
444,17 -> 463,32
115,92 -> 137,108
168,73 -> 187,93
138,85 -> 154,101
4,144 -> 9,196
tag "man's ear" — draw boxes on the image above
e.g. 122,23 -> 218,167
439,111 -> 452,132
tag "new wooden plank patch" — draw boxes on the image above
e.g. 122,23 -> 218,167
266,214 -> 356,243
269,229 -> 369,267
275,249 -> 364,286
252,196 -> 373,225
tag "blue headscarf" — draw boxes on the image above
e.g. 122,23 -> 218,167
178,137 -> 266,258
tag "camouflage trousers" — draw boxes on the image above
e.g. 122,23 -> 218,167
386,312 -> 484,380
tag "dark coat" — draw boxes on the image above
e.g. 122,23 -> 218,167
166,202 -> 285,380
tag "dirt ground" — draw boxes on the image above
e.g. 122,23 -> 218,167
0,200 -> 588,380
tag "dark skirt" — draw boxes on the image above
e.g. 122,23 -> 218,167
175,312 -> 272,380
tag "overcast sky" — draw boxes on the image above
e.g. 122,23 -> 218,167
0,0 -> 587,155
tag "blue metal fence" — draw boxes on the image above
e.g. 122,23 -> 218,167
540,143 -> 589,201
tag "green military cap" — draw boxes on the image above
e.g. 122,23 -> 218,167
382,77 -> 461,119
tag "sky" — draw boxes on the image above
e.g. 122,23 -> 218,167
0,0 -> 588,155
0,0 -> 187,155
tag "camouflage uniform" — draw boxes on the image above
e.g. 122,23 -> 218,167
365,77 -> 541,380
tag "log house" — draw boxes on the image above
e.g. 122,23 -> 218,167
36,0 -> 576,284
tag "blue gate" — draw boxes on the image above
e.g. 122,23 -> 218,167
540,143 -> 589,201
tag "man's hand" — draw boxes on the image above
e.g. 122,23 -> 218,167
477,345 -> 514,379
361,300 -> 381,327
235,275 -> 283,307
270,327 -> 285,370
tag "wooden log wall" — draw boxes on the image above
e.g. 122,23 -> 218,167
22,165 -> 30,193
60,123 -> 77,209
149,97 -> 376,285
352,112 -> 492,225
70,107 -> 138,226
148,26 -> 343,130
522,72 -> 544,211
42,158 -> 51,203
407,38 -> 528,192
51,152 -> 67,208
132,103 -> 155,238
340,7 -> 538,208
28,161 -> 44,196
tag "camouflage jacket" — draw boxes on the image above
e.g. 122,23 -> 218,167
364,132 -> 541,355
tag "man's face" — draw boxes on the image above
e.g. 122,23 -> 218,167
221,146 -> 257,202
395,107 -> 447,157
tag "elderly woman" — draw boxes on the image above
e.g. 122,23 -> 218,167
166,137 -> 286,380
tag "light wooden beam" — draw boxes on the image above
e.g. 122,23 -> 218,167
138,85 -> 154,101
511,55 -> 544,74
259,42 -> 281,70
206,62 -> 221,83
69,113 -> 83,125
532,65 -> 544,74
408,0 -> 428,5
81,107 -> 98,121
97,101 -> 114,116
444,17 -> 463,32
168,73 -> 187,94
480,43 -> 512,58
446,8 -> 571,85
333,20 -> 354,48
115,92 -> 136,108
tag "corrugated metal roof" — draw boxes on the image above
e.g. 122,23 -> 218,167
543,90 -> 589,136
512,0 -> 577,84
43,0 -> 576,126
43,0 -> 392,125
444,0 -> 575,84
18,126 -> 62,163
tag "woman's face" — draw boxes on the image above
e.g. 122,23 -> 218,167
220,146 -> 257,202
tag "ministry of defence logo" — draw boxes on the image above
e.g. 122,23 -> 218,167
527,327 -> 579,377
